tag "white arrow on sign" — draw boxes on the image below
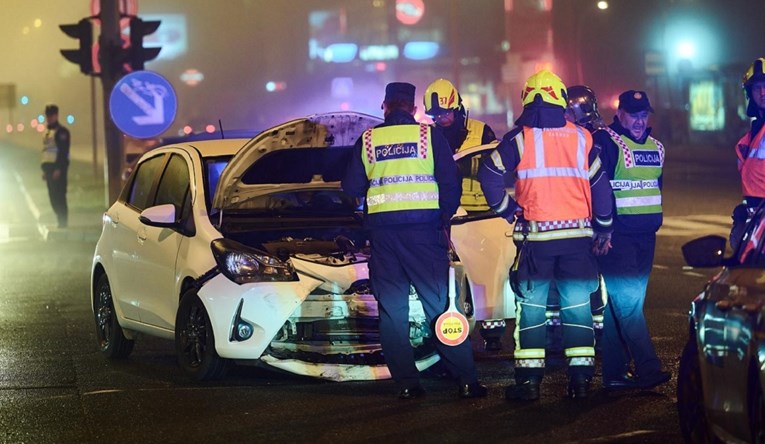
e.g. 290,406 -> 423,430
119,82 -> 165,125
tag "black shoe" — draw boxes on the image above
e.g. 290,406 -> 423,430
636,370 -> 671,389
459,382 -> 488,399
568,375 -> 591,399
398,385 -> 426,400
505,378 -> 541,401
603,373 -> 640,391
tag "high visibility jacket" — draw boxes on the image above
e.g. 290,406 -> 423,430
736,124 -> 765,198
361,124 -> 439,214
514,122 -> 593,222
456,119 -> 491,211
605,127 -> 663,216
41,128 -> 60,164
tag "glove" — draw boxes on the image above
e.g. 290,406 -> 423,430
592,231 -> 612,256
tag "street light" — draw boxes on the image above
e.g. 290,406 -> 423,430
576,1 -> 608,84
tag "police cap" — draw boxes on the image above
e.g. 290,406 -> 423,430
384,82 -> 416,104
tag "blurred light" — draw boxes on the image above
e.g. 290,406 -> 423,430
501,40 -> 510,52
180,69 -> 204,86
5,124 -> 12,133
597,1 -> 608,10
66,115 -> 75,125
22,26 -> 30,35
266,81 -> 287,92
183,125 -> 192,135
30,119 -> 37,127
372,0 -> 384,6
205,124 -> 215,133
340,101 -> 350,111
403,42 -> 439,60
36,125 -> 45,133
331,77 -> 353,98
359,45 -> 398,61
37,115 -> 44,123
611,97 -> 620,109
396,0 -> 425,25
33,18 -> 42,28
20,96 -> 29,105
504,0 -> 514,12
17,123 -> 24,132
677,41 -> 696,58
534,61 -> 555,72
324,43 -> 357,63
375,62 -> 387,72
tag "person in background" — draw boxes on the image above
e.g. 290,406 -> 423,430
478,70 -> 613,401
41,104 -> 70,229
423,79 -> 508,352
731,58 -> 765,250
342,82 -> 487,400
593,90 -> 672,391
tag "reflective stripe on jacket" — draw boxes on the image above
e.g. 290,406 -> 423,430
361,124 -> 439,214
737,124 -> 765,198
457,119 -> 490,211
41,128 -> 59,164
514,121 -> 593,222
606,128 -> 663,216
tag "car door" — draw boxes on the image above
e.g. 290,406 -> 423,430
698,209 -> 765,433
106,152 -> 167,321
450,143 -> 517,321
133,152 -> 195,330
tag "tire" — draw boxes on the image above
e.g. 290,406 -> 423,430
93,273 -> 134,359
677,337 -> 714,443
175,290 -> 228,381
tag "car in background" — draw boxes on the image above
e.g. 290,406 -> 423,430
678,207 -> 765,443
92,111 -> 514,381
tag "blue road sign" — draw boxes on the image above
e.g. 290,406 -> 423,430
109,70 -> 177,139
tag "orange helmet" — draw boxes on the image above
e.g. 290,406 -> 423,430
521,70 -> 568,108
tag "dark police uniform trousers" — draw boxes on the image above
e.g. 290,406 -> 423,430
369,228 -> 478,389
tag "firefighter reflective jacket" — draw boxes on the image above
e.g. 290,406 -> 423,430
361,124 -> 439,214
736,124 -> 765,198
605,127 -> 663,216
515,122 -> 593,222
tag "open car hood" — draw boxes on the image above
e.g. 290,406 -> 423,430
212,111 -> 382,211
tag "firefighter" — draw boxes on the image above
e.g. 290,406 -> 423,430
40,104 -> 70,229
731,58 -> 765,250
478,70 -> 614,401
594,90 -> 672,391
342,82 -> 487,400
547,85 -> 609,363
424,79 -> 508,352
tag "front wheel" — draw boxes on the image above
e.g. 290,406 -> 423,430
93,273 -> 134,359
677,337 -> 714,443
175,290 -> 229,381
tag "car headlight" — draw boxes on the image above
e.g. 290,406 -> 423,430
211,238 -> 297,284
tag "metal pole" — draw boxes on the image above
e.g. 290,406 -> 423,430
99,0 -> 124,206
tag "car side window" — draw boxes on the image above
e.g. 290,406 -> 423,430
155,154 -> 192,221
128,154 -> 166,211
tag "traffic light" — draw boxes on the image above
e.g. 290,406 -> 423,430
59,19 -> 93,75
128,17 -> 161,71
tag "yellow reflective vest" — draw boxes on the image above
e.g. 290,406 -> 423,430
361,124 -> 440,214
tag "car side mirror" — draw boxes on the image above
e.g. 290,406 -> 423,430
681,235 -> 727,268
139,204 -> 179,228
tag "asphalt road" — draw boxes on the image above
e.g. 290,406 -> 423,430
0,141 -> 740,443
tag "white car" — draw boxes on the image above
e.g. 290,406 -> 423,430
91,112 -> 515,381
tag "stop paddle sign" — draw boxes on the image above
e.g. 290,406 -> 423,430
435,266 -> 469,346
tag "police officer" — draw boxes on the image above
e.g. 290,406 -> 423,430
41,104 -> 70,229
342,82 -> 487,400
478,71 -> 614,401
731,58 -> 765,249
594,90 -> 672,391
424,79 -> 508,351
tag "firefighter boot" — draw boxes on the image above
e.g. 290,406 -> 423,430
505,376 -> 542,401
